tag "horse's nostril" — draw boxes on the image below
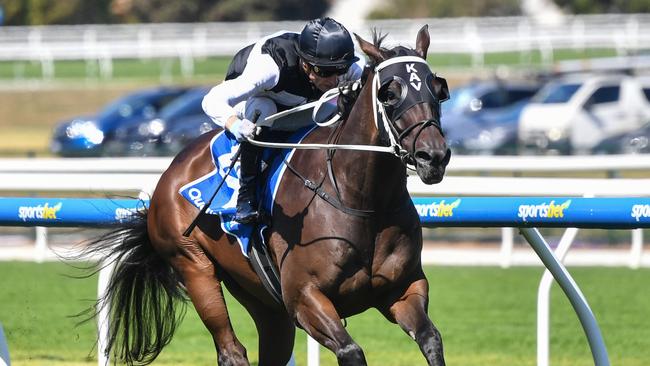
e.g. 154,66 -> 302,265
415,149 -> 448,165
414,150 -> 432,163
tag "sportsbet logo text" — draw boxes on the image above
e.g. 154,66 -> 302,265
18,202 -> 62,222
415,199 -> 461,217
631,204 -> 650,222
518,200 -> 571,221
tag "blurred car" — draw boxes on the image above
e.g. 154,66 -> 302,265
591,121 -> 650,154
442,80 -> 540,155
50,86 -> 188,157
518,73 -> 650,154
159,115 -> 218,156
105,86 -> 214,156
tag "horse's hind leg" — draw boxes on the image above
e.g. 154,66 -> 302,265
290,286 -> 367,366
167,242 -> 250,365
380,276 -> 445,366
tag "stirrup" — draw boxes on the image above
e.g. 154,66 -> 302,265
234,201 -> 259,224
234,211 -> 259,224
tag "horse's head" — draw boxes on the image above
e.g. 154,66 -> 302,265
354,26 -> 451,184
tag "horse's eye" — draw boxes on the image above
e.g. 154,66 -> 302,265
378,88 -> 391,104
379,83 -> 402,107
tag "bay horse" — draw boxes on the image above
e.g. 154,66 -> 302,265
87,25 -> 450,366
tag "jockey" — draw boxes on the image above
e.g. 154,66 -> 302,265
202,17 -> 366,224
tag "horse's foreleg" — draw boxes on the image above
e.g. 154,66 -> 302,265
290,286 -> 367,366
170,243 -> 249,366
382,277 -> 445,366
251,307 -> 295,366
222,276 -> 295,366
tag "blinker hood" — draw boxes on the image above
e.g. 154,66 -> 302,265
378,60 -> 439,121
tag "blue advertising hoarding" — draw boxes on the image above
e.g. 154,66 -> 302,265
1,196 -> 649,229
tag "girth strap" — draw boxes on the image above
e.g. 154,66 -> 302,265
248,229 -> 283,305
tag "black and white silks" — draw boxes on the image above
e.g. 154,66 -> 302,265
202,31 -> 365,128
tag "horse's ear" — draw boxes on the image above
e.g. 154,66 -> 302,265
432,75 -> 450,102
415,25 -> 430,60
354,33 -> 384,65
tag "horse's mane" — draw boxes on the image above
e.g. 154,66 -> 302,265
366,29 -> 419,69
337,29 -> 419,120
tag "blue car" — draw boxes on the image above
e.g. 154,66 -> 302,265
105,86 -> 214,156
442,80 -> 539,155
50,86 -> 188,157
591,121 -> 650,154
159,113 -> 218,156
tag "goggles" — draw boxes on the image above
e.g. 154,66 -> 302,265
306,62 -> 349,77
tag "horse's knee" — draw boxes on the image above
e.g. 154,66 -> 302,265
335,343 -> 367,366
217,341 -> 249,366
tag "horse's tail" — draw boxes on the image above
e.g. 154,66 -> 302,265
78,209 -> 186,365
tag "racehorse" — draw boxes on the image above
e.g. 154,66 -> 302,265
87,25 -> 451,366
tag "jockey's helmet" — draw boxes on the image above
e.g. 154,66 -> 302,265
297,17 -> 359,69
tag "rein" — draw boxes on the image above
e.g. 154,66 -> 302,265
248,55 -> 442,166
254,55 -> 442,217
281,111 -> 375,218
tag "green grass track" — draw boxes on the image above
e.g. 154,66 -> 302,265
0,262 -> 648,365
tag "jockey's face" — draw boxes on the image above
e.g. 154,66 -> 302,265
302,61 -> 347,92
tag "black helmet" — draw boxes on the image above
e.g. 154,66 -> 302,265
297,17 -> 359,68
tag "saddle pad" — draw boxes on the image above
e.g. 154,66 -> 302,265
178,127 -> 316,256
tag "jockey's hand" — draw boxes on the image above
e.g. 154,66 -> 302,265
337,79 -> 361,120
230,119 -> 256,142
337,79 -> 358,96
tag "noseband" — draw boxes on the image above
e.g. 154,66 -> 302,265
371,56 -> 444,165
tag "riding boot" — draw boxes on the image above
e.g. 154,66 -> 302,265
234,141 -> 261,224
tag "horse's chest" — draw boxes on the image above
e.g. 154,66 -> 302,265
327,237 -> 420,294
370,228 -> 422,288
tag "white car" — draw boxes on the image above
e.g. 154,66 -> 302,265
518,73 -> 650,154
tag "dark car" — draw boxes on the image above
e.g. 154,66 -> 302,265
591,122 -> 650,154
442,80 -> 540,155
50,86 -> 188,157
105,86 -> 213,156
159,114 -> 218,156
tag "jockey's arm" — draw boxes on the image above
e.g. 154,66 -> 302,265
202,52 -> 280,130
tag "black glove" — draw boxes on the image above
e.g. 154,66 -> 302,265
337,79 -> 361,120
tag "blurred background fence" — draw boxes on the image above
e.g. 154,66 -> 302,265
2,14 -> 650,79
2,155 -> 649,267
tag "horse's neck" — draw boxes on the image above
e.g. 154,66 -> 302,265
333,88 -> 408,211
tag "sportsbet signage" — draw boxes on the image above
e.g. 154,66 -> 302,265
412,197 -> 649,228
18,202 -> 63,222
